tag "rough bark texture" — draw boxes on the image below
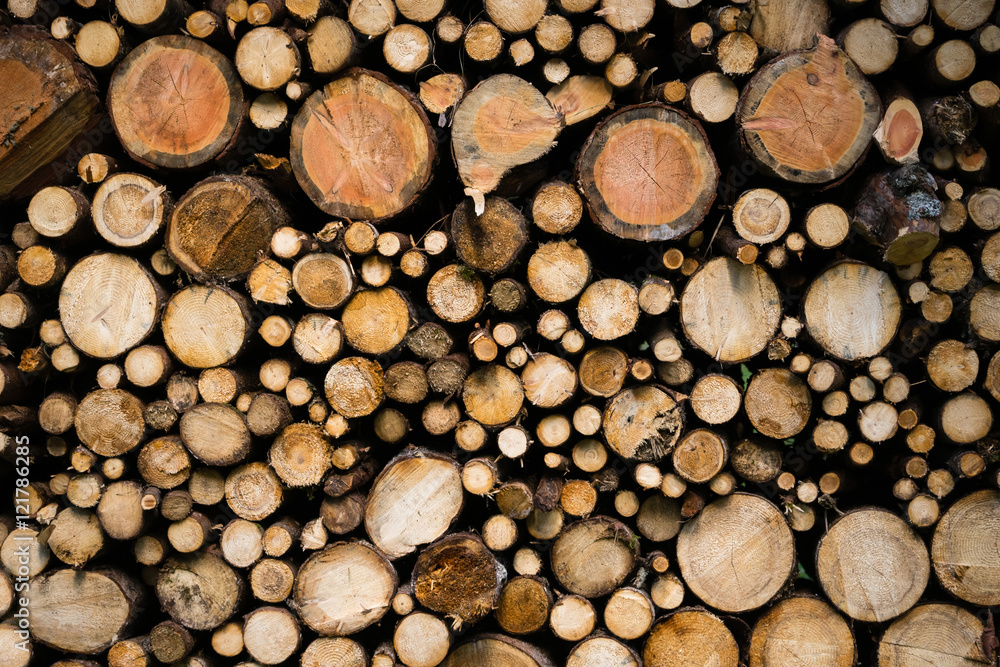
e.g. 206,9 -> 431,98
853,165 -> 941,265
0,27 -> 102,201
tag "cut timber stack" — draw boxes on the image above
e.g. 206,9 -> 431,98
3,0 -> 1000,665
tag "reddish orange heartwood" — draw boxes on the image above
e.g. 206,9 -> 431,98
738,35 -> 882,184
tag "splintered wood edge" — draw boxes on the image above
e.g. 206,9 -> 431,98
602,384 -> 684,461
546,75 -> 612,126
452,73 -> 563,194
577,103 -> 719,242
414,532 -> 502,624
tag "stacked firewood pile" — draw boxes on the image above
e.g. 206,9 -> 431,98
2,0 -> 1000,664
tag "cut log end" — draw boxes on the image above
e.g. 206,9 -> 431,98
738,37 -> 882,184
291,69 -> 435,221
110,35 -> 245,170
680,257 -> 781,363
677,494 -> 794,612
818,508 -> 929,622
452,74 -> 562,195
578,104 -> 718,242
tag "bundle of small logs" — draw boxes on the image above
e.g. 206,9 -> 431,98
3,0 -> 1000,664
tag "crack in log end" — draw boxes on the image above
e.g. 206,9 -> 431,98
634,407 -> 684,461
604,385 -> 685,462
738,37 -> 881,184
580,104 -> 718,241
292,69 -> 434,221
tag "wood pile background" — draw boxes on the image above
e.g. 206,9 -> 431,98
2,0 -> 1000,665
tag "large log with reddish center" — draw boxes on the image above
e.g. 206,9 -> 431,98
290,68 -> 436,221
577,104 -> 719,242
108,35 -> 246,170
738,36 -> 881,184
